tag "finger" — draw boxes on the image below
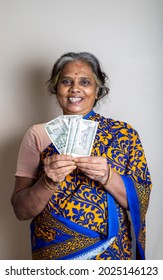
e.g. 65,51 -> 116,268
78,167 -> 106,177
47,164 -> 76,176
52,154 -> 74,161
44,155 -> 76,169
76,162 -> 105,170
49,159 -> 76,169
46,165 -> 77,182
74,156 -> 94,163
44,154 -> 74,164
74,156 -> 106,164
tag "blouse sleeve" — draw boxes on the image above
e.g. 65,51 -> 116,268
15,126 -> 42,179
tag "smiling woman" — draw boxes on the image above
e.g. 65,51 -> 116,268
11,52 -> 152,260
56,61 -> 99,115
47,52 -> 109,108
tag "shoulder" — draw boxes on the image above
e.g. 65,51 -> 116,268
109,118 -> 137,135
23,123 -> 50,152
94,112 -> 138,138
23,123 -> 45,142
30,123 -> 46,137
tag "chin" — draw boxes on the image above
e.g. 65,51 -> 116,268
63,106 -> 84,115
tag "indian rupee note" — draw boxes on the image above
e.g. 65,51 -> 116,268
64,116 -> 83,154
45,117 -> 69,154
60,115 -> 82,127
70,119 -> 98,157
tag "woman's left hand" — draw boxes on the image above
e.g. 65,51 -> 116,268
74,156 -> 109,185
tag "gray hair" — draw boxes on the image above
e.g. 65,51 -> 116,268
47,52 -> 110,106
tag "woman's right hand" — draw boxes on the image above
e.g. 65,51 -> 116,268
44,154 -> 76,183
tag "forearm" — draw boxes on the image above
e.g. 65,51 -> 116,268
104,169 -> 128,209
11,177 -> 58,221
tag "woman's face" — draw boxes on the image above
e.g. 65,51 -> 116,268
56,60 -> 98,116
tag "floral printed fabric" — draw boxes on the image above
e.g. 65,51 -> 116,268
31,111 -> 152,259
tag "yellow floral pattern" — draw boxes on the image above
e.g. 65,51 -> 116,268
31,112 -> 151,259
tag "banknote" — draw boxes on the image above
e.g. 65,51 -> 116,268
44,117 -> 69,154
45,115 -> 98,156
61,115 -> 82,127
64,115 -> 83,154
70,119 -> 98,157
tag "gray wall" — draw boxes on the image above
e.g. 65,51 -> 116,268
0,0 -> 162,259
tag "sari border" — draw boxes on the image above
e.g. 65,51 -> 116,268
68,237 -> 116,260
53,213 -> 103,238
121,175 -> 145,259
48,213 -> 116,260
108,193 -> 119,238
31,210 -> 116,260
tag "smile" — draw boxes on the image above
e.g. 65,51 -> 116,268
68,97 -> 83,103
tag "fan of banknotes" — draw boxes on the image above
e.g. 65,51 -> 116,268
44,115 -> 98,157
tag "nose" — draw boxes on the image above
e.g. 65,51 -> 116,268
69,81 -> 80,93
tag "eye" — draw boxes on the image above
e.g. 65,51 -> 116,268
80,78 -> 91,86
60,78 -> 72,86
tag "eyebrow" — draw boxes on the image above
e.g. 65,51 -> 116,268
60,76 -> 92,80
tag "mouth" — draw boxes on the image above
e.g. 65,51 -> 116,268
68,97 -> 83,104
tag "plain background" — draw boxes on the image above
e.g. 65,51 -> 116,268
0,0 -> 162,259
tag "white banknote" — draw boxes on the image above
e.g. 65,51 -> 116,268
45,117 -> 69,154
45,115 -> 98,156
70,119 -> 98,157
62,115 -> 82,127
65,115 -> 83,155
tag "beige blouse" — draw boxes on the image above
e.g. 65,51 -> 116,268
15,124 -> 51,179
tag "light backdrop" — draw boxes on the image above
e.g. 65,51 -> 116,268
0,0 -> 162,259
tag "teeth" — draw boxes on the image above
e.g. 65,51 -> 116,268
68,97 -> 82,103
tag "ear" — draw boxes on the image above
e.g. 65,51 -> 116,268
95,87 -> 99,99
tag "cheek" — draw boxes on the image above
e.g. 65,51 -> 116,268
56,86 -> 67,99
86,91 -> 97,102
56,93 -> 66,106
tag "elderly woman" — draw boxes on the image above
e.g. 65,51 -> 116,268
11,52 -> 152,260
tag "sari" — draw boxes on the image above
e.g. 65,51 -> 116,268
31,111 -> 152,260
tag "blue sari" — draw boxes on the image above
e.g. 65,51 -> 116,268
31,111 -> 152,260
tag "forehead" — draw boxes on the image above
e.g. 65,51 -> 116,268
60,60 -> 93,77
